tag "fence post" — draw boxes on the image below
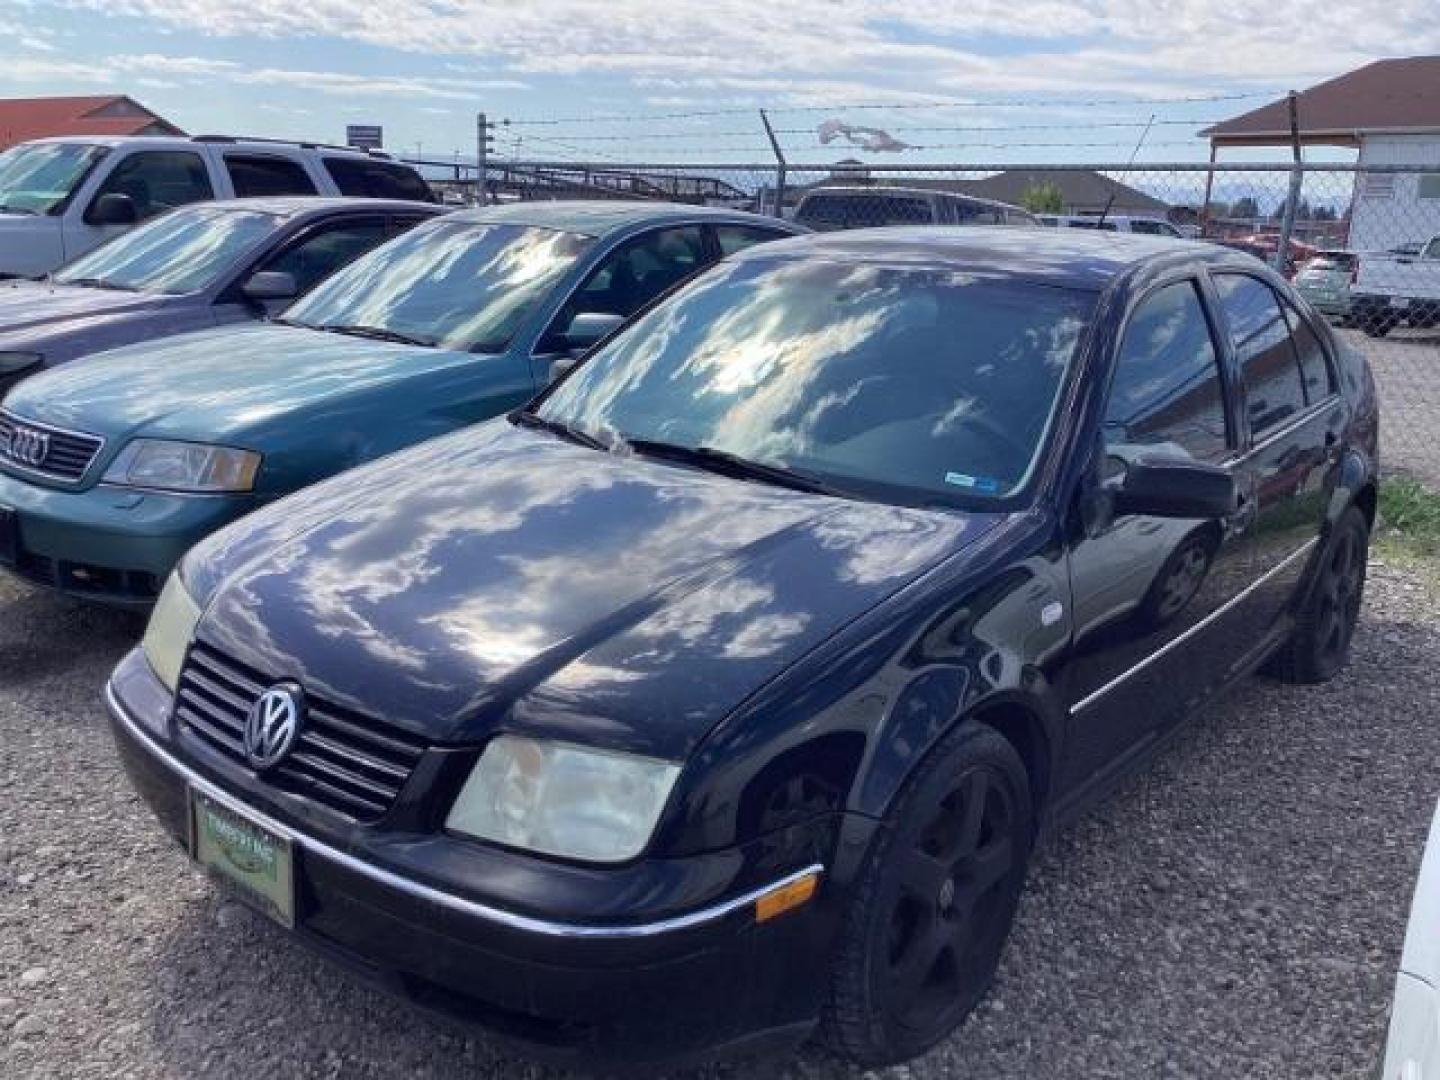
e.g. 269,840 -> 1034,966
760,110 -> 786,218
1276,91 -> 1303,273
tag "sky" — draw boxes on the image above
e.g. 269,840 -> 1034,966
2,0 -> 1436,169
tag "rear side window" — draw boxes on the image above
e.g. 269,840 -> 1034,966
1106,280 -> 1229,462
714,224 -> 787,256
225,155 -> 318,197
1280,301 -> 1337,402
1214,274 -> 1307,435
948,199 -> 1004,225
323,157 -> 433,201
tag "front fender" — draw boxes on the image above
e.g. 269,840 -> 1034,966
654,511 -> 1071,858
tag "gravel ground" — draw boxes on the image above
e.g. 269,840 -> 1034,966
1343,326 -> 1440,487
1,558 -> 1438,1080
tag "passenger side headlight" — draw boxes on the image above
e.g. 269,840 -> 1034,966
446,735 -> 682,863
0,351 -> 42,376
104,439 -> 261,493
142,573 -> 202,692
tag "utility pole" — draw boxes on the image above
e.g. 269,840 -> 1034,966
1276,90 -> 1304,274
476,112 -> 495,205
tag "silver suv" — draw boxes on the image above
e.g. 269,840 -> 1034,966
0,136 -> 434,278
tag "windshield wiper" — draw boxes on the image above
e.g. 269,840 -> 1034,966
55,276 -> 138,292
623,438 -> 844,497
319,323 -> 435,347
511,410 -> 612,452
270,316 -> 316,330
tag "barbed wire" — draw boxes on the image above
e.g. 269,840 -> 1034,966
501,90 -> 1277,127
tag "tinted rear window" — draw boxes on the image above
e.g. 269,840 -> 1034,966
795,192 -> 934,230
323,157 -> 434,201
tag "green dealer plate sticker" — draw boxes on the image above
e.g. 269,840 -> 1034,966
191,790 -> 295,929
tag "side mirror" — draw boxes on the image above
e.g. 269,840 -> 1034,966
88,193 -> 137,227
242,271 -> 299,303
562,310 -> 625,352
1110,456 -> 1237,520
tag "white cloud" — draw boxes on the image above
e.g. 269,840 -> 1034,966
41,0 -> 1440,97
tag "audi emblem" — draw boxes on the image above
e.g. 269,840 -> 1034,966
4,426 -> 50,469
243,684 -> 305,770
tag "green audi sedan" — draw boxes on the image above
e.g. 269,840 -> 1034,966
0,201 -> 800,605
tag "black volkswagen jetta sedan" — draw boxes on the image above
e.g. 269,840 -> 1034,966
106,228 -> 1379,1068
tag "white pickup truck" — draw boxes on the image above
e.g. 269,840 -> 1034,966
0,136 -> 433,279
1350,235 -> 1440,337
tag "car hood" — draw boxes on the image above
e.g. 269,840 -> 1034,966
2,322 -> 474,442
0,279 -> 176,337
191,422 -> 1001,760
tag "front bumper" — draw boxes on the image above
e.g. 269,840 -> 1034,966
0,469 -> 256,606
104,649 -> 855,1067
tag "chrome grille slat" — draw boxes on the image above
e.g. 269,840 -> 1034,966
0,411 -> 103,482
176,643 -> 424,822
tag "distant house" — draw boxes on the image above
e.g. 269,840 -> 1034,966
946,169 -> 1171,217
0,96 -> 184,152
1202,56 -> 1440,251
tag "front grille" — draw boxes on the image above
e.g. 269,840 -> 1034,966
0,410 -> 104,483
176,643 -> 428,822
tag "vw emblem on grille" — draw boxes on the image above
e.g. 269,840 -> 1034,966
243,684 -> 305,771
6,426 -> 50,468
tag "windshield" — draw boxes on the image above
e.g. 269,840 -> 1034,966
52,206 -> 278,294
282,221 -> 593,352
0,142 -> 108,216
537,256 -> 1094,506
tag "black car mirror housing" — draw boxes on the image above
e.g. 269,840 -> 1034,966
1110,456 -> 1237,520
87,193 -> 138,227
242,271 -> 299,303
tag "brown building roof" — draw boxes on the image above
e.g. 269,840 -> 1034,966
0,96 -> 184,152
1202,56 -> 1440,148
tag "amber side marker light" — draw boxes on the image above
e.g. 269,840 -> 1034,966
754,871 -> 820,924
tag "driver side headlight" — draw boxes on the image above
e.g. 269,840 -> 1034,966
103,439 -> 261,493
446,735 -> 682,863
141,572 -> 202,692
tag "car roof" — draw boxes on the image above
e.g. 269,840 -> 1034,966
798,186 -> 1028,214
442,200 -> 795,238
731,225 -> 1240,290
185,196 -> 444,218
22,136 -> 392,160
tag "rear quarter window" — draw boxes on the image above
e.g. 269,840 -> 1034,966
323,157 -> 434,201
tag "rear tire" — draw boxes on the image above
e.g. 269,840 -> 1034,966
1265,506 -> 1369,684
821,723 -> 1032,1067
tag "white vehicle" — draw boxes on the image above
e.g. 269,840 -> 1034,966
0,136 -> 434,279
1380,799 -> 1440,1080
1350,236 -> 1440,337
1039,213 -> 1186,238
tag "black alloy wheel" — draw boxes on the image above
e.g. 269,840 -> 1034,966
1267,505 -> 1369,684
823,724 -> 1032,1066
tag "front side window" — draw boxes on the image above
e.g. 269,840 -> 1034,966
282,220 -> 593,352
538,256 -> 1094,505
0,142 -> 108,216
1214,273 -> 1307,436
259,218 -> 390,296
541,225 -> 707,348
88,151 -> 214,223
53,207 -> 278,294
1106,281 -> 1228,463
225,155 -> 317,197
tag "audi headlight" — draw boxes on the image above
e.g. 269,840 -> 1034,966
0,351 -> 42,376
103,439 -> 261,493
446,735 -> 682,863
142,572 -> 202,692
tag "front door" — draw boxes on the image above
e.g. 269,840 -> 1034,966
1061,278 -> 1249,788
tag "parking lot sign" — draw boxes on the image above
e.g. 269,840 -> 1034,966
346,125 -> 383,150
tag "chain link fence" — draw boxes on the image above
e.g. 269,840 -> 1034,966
414,157 -> 1440,486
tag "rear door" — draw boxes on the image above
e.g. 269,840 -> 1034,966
1208,271 -> 1342,655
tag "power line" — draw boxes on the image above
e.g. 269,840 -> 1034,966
505,118 -> 1225,144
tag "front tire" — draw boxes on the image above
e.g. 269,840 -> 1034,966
1266,506 -> 1369,684
821,723 -> 1032,1067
